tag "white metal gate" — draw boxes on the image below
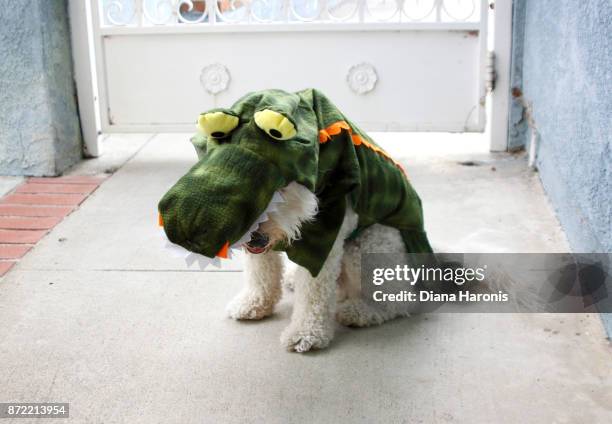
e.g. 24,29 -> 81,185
70,0 -> 513,155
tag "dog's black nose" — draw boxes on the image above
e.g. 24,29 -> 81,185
247,231 -> 269,249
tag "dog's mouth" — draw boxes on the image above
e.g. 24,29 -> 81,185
244,231 -> 270,254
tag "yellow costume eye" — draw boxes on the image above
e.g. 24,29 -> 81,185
197,111 -> 239,138
253,109 -> 297,141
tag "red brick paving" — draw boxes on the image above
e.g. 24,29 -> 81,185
0,229 -> 48,244
0,244 -> 32,259
16,183 -> 98,194
0,216 -> 63,230
0,205 -> 73,217
0,261 -> 16,277
1,193 -> 87,206
28,176 -> 106,185
0,174 -> 107,279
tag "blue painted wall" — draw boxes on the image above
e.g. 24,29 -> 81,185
509,0 -> 611,252
0,0 -> 82,176
509,0 -> 612,334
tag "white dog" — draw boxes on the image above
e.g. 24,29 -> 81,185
226,182 -> 409,353
158,90 -> 435,353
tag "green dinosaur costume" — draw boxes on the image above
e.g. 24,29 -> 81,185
158,89 -> 432,277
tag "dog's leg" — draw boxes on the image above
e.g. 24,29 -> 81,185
337,239 -> 361,303
226,250 -> 283,320
336,225 -> 411,327
280,209 -> 358,352
280,242 -> 343,352
281,262 -> 298,292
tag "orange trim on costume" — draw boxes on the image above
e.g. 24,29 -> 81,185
318,121 -> 407,175
159,213 -> 229,260
318,121 -> 351,143
216,241 -> 230,259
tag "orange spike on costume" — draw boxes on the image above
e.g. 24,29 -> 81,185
319,121 -> 351,143
216,241 -> 230,259
318,130 -> 330,143
318,121 -> 407,177
158,213 -> 164,227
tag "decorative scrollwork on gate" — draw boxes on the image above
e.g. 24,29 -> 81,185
289,0 -> 321,22
177,0 -> 208,23
326,0 -> 360,21
216,0 -> 250,23
142,0 -> 175,25
103,0 -> 137,26
402,0 -> 437,21
440,0 -> 477,22
100,0 -> 480,27
365,0 -> 400,22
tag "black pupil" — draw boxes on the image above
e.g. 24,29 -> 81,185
269,129 -> 282,138
211,131 -> 225,138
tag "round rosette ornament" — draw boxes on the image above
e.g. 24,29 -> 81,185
347,63 -> 378,95
200,63 -> 231,95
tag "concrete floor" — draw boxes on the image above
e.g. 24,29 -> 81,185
0,176 -> 23,197
0,133 -> 610,423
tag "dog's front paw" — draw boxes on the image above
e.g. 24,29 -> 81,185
280,323 -> 334,353
226,291 -> 275,320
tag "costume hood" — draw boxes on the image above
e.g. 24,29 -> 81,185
159,89 -> 432,276
158,90 -> 319,260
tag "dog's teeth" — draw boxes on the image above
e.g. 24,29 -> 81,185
271,191 -> 285,204
253,213 -> 269,227
235,233 -> 251,245
197,256 -> 213,270
161,191 -> 287,269
185,253 -> 198,267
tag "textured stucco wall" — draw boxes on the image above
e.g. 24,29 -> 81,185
509,0 -> 611,334
510,0 -> 611,253
0,0 -> 82,176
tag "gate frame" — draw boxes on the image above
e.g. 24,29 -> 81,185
70,0 -> 513,156
487,0 -> 513,152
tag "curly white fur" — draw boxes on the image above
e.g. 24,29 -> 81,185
336,224 -> 412,327
227,182 -> 533,352
226,182 -> 319,323
259,182 -> 318,246
279,207 -> 358,352
227,182 -> 407,352
226,251 -> 284,320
